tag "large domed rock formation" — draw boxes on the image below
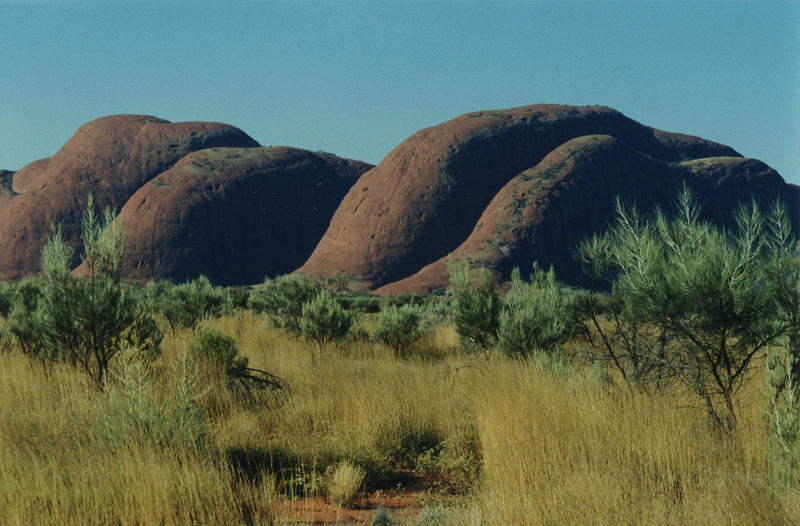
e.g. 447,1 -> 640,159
0,115 -> 259,280
375,136 -> 799,295
298,104 -> 747,290
113,146 -> 372,286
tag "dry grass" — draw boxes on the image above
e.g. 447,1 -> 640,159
327,461 -> 366,508
1,310 -> 798,524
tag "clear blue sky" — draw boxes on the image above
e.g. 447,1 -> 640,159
2,0 -> 799,184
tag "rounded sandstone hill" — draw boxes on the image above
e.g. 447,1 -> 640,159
376,136 -> 799,295
299,104 -> 740,290
0,115 -> 259,280
11,157 -> 50,194
111,147 -> 373,286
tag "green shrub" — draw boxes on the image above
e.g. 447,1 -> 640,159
191,328 -> 248,378
350,295 -> 381,314
382,293 -> 424,309
575,187 -> 799,427
448,261 -> 501,352
248,273 -> 322,334
497,266 -> 574,358
373,304 -> 427,358
98,350 -> 207,450
0,281 -> 14,319
300,292 -> 352,366
36,195 -> 162,387
145,276 -> 231,335
190,328 -> 287,401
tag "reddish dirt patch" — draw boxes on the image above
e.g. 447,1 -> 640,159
274,490 -> 427,525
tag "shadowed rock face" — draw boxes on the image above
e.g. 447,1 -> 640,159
299,104 -> 741,290
375,136 -> 800,295
112,147 -> 372,286
0,115 -> 259,279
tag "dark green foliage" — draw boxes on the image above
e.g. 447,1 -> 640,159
145,276 -> 231,335
373,304 -> 427,358
248,273 -> 322,334
191,328 -> 287,400
6,278 -> 46,357
570,235 -> 659,386
448,261 -> 501,352
382,293 -> 425,309
350,295 -> 382,314
300,292 -> 352,347
225,286 -> 251,310
0,282 -> 14,319
191,328 -> 248,378
497,265 -> 575,358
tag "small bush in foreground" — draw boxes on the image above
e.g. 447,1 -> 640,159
327,461 -> 366,508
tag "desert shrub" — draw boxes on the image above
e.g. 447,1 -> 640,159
98,350 -> 207,450
300,292 -> 352,365
448,261 -> 501,352
248,273 -> 322,334
146,276 -> 231,335
326,461 -> 365,508
192,328 -> 248,377
36,196 -> 162,387
350,295 -> 382,314
576,188 -> 799,427
0,281 -> 14,319
6,278 -> 46,356
373,303 -> 427,358
497,265 -> 574,358
191,328 -> 286,401
225,286 -> 251,310
766,347 -> 800,490
382,293 -> 425,309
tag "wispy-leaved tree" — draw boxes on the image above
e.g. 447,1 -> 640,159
39,195 -> 161,387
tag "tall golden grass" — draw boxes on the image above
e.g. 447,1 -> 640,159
1,310 -> 798,524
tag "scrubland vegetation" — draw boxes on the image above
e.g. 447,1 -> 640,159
1,188 -> 800,525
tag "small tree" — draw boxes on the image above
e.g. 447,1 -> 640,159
300,292 -> 352,366
374,303 -> 426,358
448,260 -> 501,352
589,188 -> 795,427
38,195 -> 161,388
498,265 -> 574,358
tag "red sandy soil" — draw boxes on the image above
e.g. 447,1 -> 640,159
273,489 -> 427,525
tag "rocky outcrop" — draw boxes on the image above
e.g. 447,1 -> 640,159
10,157 -> 50,194
299,104 -> 741,290
0,115 -> 259,279
375,136 -> 799,294
112,147 -> 372,286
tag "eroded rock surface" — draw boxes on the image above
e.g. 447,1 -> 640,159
0,115 -> 259,279
299,104 -> 741,290
114,147 -> 372,285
